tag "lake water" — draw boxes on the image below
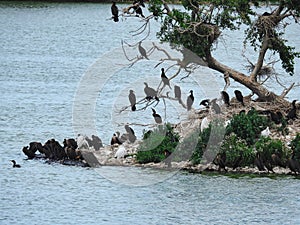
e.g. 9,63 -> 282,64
0,2 -> 300,224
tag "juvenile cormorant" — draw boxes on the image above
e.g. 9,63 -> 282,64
111,2 -> 119,22
111,133 -> 123,145
152,108 -> 162,124
234,90 -> 245,106
11,160 -> 21,168
125,124 -> 136,143
221,91 -> 230,106
174,85 -> 181,99
287,100 -> 298,120
211,98 -> 221,114
144,82 -> 158,101
200,99 -> 210,108
138,41 -> 149,60
129,90 -> 136,111
186,90 -> 194,111
160,68 -> 171,89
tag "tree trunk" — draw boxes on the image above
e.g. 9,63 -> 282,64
205,52 -> 289,106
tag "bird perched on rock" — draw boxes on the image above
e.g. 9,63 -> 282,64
11,160 -> 21,168
111,1 -> 119,22
221,91 -> 230,106
186,90 -> 194,111
138,41 -> 149,60
144,82 -> 158,101
111,133 -> 123,145
234,90 -> 244,106
152,108 -> 162,124
211,98 -> 221,114
160,68 -> 171,89
129,90 -> 136,111
287,100 -> 298,120
125,124 -> 136,143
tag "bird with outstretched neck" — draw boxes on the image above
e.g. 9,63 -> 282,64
138,42 -> 149,60
160,68 -> 171,89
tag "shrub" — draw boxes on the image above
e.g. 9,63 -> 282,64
226,108 -> 270,145
136,123 -> 180,164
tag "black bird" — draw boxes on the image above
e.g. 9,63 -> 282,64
186,90 -> 194,111
221,91 -> 230,106
287,100 -> 298,120
174,85 -> 181,99
11,160 -> 21,168
269,111 -> 281,124
144,82 -> 158,101
200,99 -> 210,108
111,133 -> 123,145
254,152 -> 265,171
133,0 -> 145,17
111,2 -> 119,22
287,150 -> 300,174
152,108 -> 162,124
125,124 -> 136,143
129,90 -> 136,111
138,41 -> 149,60
213,152 -> 227,172
211,98 -> 221,114
160,68 -> 171,89
234,90 -> 245,106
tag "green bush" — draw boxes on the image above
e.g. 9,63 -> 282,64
136,123 -> 180,164
290,133 -> 300,161
226,108 -> 270,145
219,134 -> 254,167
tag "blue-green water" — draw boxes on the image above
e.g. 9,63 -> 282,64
0,2 -> 300,224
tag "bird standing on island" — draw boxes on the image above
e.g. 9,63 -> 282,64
211,98 -> 221,114
11,160 -> 21,168
186,90 -> 194,111
287,100 -> 298,120
111,2 -> 119,22
111,133 -> 123,145
138,41 -> 149,60
125,124 -> 137,143
129,90 -> 136,111
234,90 -> 245,106
160,68 -> 171,89
152,108 -> 162,124
221,91 -> 230,106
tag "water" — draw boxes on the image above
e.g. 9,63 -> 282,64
0,2 -> 300,224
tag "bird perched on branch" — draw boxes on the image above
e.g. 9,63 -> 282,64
138,41 -> 149,60
129,90 -> 136,111
160,68 -> 171,89
144,82 -> 159,101
133,0 -> 145,18
152,108 -> 162,124
186,90 -> 194,111
111,2 -> 119,22
234,90 -> 245,106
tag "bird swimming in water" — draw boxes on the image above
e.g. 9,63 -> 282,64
11,160 -> 21,168
221,91 -> 230,106
138,41 -> 149,60
125,124 -> 136,143
152,108 -> 162,124
234,90 -> 245,106
111,2 -> 119,22
129,90 -> 136,111
144,82 -> 159,101
200,99 -> 210,108
211,98 -> 221,114
160,68 -> 171,89
186,90 -> 194,111
287,100 -> 298,120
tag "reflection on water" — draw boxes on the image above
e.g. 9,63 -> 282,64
0,2 -> 300,224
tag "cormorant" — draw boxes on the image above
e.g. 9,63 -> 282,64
186,90 -> 194,111
152,108 -> 162,124
11,160 -> 21,168
211,98 -> 221,114
125,124 -> 136,143
133,0 -> 145,17
160,68 -> 171,89
111,133 -> 123,145
164,149 -> 172,168
200,99 -> 210,108
287,150 -> 300,174
213,153 -> 227,172
111,2 -> 119,22
234,90 -> 245,106
269,111 -> 282,124
129,90 -> 136,111
174,85 -> 181,99
138,41 -> 149,60
144,82 -> 158,101
287,100 -> 298,120
254,152 -> 265,171
221,91 -> 230,106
